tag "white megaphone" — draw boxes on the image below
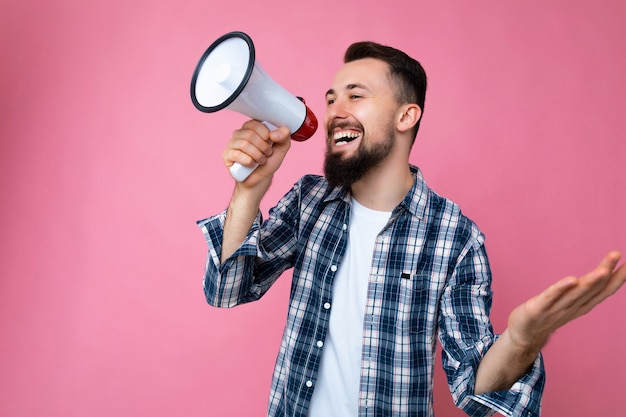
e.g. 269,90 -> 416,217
190,31 -> 318,182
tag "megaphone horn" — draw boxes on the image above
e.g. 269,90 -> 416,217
190,31 -> 318,182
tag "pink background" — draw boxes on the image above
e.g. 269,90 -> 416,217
1,1 -> 624,416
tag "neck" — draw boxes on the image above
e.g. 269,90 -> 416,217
350,160 -> 414,212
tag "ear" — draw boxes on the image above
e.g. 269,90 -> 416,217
396,104 -> 422,133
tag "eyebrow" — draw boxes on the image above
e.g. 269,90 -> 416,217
325,83 -> 370,97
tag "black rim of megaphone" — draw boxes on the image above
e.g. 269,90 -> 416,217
190,31 -> 255,113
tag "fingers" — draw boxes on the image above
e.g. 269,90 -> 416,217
529,275 -> 578,312
227,121 -> 272,167
526,251 -> 624,322
593,250 -> 622,278
539,251 -> 625,322
607,262 -> 626,295
577,251 -> 622,294
578,251 -> 626,312
223,121 -> 290,169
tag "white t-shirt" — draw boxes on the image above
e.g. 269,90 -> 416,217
307,198 -> 391,416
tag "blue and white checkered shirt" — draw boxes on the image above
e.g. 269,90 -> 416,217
198,167 -> 545,417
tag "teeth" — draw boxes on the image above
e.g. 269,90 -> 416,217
333,131 -> 360,146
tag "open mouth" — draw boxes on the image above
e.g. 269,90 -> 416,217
333,130 -> 361,146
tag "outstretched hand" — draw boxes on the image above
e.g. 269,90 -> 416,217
475,251 -> 626,394
507,250 -> 626,351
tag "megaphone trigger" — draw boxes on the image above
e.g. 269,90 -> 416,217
190,31 -> 318,182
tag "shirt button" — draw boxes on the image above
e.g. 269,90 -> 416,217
342,224 -> 347,231
323,302 -> 331,310
330,265 -> 337,272
305,380 -> 313,388
316,340 -> 324,348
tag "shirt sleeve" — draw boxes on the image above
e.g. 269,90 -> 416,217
438,233 -> 545,417
196,180 -> 302,308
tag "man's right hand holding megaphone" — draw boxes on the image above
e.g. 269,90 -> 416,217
190,31 -> 317,183
224,120 -> 292,188
217,119 -> 293,262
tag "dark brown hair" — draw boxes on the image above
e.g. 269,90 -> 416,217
344,42 -> 428,137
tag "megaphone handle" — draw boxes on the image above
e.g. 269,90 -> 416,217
229,121 -> 276,182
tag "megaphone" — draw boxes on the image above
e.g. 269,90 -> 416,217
190,31 -> 318,182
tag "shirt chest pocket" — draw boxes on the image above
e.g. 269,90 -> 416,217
393,272 -> 435,336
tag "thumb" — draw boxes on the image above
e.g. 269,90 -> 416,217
269,126 -> 291,146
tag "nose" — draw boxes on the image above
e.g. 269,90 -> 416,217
325,98 -> 349,124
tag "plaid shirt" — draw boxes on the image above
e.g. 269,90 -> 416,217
198,167 -> 545,417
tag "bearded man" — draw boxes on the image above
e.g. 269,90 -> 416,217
197,41 -> 626,417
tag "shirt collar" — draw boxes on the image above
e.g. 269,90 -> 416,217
400,165 -> 428,220
322,183 -> 351,205
321,165 -> 429,220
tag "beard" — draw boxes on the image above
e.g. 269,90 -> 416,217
323,127 -> 395,188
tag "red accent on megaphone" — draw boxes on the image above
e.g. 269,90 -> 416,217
291,104 -> 318,142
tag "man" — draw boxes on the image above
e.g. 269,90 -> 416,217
197,41 -> 625,416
